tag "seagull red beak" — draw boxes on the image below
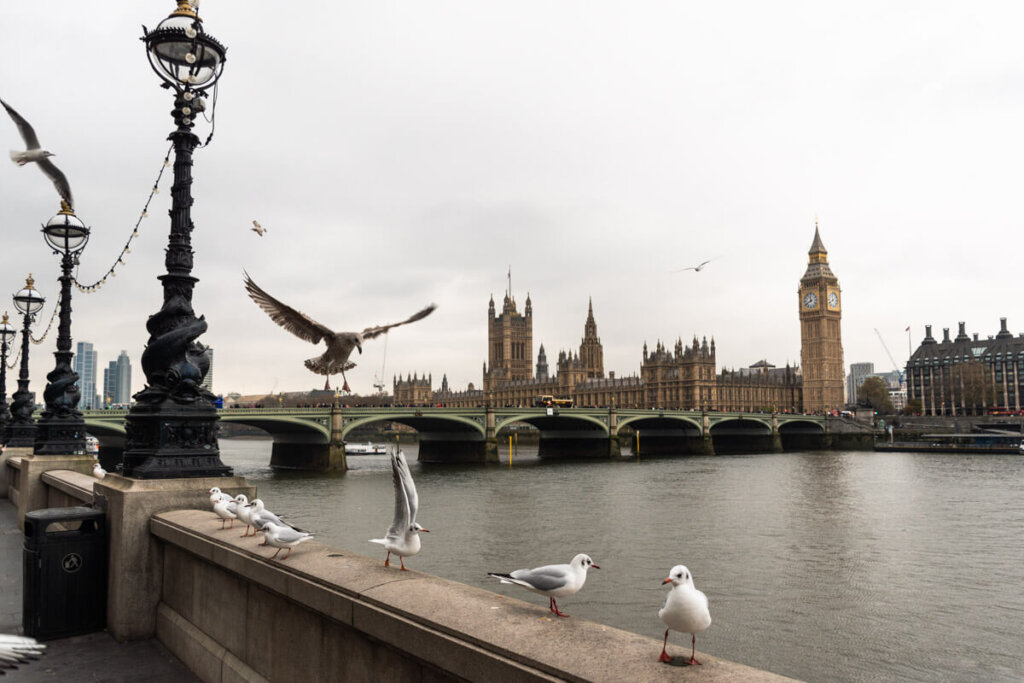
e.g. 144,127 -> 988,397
662,577 -> 672,584
591,564 -> 600,569
420,528 -> 430,532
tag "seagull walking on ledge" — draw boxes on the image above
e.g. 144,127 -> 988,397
488,553 -> 599,617
2,98 -> 73,208
243,272 -> 436,392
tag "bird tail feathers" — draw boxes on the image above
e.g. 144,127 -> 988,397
304,357 -> 357,375
369,538 -> 387,545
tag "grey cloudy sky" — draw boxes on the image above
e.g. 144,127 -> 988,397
2,2 -> 1022,399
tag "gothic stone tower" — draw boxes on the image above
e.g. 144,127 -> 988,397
799,225 -> 845,413
484,291 -> 533,392
579,298 -> 604,379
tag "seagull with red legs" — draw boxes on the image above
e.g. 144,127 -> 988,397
243,272 -> 436,393
370,449 -> 428,570
487,553 -> 599,618
261,521 -> 314,560
658,564 -> 711,665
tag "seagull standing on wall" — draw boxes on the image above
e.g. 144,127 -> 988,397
370,449 -> 428,570
658,564 -> 712,665
243,272 -> 436,392
2,99 -> 73,208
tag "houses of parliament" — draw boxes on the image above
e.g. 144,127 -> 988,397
395,228 -> 845,414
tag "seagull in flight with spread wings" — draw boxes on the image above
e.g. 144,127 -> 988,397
675,259 -> 712,273
243,272 -> 436,392
251,220 -> 266,236
2,98 -> 73,209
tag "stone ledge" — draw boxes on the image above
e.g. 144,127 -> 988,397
40,469 -> 95,505
153,509 -> 795,682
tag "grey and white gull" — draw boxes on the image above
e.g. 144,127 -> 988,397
370,449 -> 428,570
243,272 -> 436,392
2,98 -> 73,209
261,521 -> 314,560
488,553 -> 599,617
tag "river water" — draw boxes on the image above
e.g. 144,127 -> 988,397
219,439 -> 1023,682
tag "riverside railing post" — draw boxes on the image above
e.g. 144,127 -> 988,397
35,246 -> 85,455
8,277 -> 43,448
121,2 -> 230,478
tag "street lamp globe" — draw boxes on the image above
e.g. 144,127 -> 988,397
143,1 -> 226,93
0,313 -> 16,345
13,276 -> 45,316
42,206 -> 90,254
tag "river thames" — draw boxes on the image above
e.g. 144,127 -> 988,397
219,439 -> 1023,682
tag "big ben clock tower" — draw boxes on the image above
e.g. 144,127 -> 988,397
799,224 -> 845,413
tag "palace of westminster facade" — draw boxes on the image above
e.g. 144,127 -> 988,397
395,228 -> 846,414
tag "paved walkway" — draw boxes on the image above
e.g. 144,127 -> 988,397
0,500 -> 197,682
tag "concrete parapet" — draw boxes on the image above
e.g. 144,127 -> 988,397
152,509 -> 795,682
13,453 -> 94,529
94,475 -> 256,642
40,469 -> 94,508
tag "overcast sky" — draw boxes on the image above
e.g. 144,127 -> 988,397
2,2 -> 1022,400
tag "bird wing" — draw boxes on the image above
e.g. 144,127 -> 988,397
36,158 -> 73,208
386,451 -> 412,536
0,99 -> 41,148
361,303 -> 437,340
395,449 -> 420,524
509,564 -> 570,592
244,272 -> 335,344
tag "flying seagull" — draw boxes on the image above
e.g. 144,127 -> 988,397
674,259 -> 712,273
243,272 -> 437,392
2,98 -> 73,209
251,220 -> 265,236
0,634 -> 46,675
370,449 -> 428,570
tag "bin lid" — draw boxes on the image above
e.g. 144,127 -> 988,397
25,506 -> 104,523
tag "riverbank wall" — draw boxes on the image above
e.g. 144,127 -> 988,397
4,461 -> 795,682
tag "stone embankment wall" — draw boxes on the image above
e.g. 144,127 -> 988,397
7,466 -> 796,682
152,509 -> 794,682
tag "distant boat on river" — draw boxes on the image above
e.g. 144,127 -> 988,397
344,442 -> 388,455
875,433 -> 1024,454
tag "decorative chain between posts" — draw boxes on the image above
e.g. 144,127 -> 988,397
29,292 -> 61,345
72,143 -> 174,293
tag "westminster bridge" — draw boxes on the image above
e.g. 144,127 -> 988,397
74,406 -> 871,471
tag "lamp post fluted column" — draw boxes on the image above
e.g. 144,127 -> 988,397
0,313 -> 15,443
121,1 -> 230,478
7,276 -> 44,447
35,206 -> 89,455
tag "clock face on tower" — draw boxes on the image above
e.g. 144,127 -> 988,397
827,290 -> 839,310
803,292 -> 818,309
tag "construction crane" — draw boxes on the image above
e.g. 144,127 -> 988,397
874,328 -> 905,386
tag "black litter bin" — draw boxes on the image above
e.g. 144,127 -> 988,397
23,506 -> 107,640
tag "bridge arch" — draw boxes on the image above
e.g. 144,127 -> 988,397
777,418 -> 828,450
495,412 -> 609,436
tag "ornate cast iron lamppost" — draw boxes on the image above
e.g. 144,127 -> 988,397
35,205 -> 90,455
121,1 -> 230,478
0,312 -> 16,443
7,276 -> 45,447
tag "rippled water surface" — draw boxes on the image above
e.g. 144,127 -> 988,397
220,439 -> 1024,682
